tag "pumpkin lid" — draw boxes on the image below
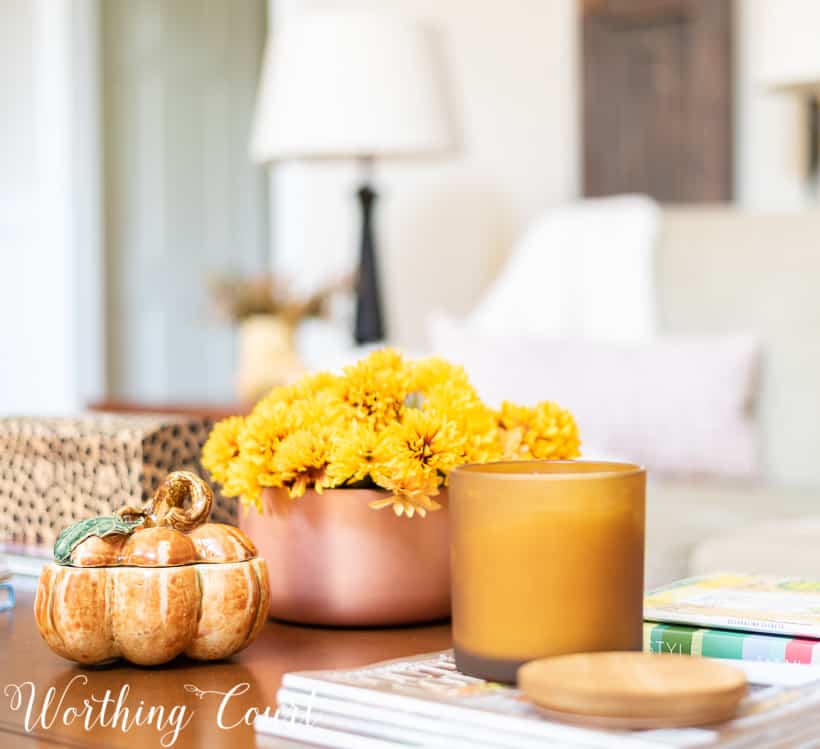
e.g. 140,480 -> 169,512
54,472 -> 257,568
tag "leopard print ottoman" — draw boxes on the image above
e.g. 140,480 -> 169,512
0,415 -> 238,548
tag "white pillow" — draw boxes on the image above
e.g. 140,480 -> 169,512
467,195 -> 660,342
430,315 -> 761,480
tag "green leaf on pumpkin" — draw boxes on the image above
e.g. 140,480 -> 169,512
53,516 -> 144,565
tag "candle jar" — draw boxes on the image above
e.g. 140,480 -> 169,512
450,460 -> 645,682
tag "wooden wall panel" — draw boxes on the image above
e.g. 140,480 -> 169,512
583,0 -> 733,202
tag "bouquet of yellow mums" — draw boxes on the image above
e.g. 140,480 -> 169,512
202,349 -> 580,518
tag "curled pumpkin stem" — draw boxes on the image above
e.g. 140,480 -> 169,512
116,471 -> 213,532
150,471 -> 214,532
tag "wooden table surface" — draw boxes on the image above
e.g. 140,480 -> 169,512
0,592 -> 452,748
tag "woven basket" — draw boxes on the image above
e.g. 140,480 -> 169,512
0,415 -> 237,548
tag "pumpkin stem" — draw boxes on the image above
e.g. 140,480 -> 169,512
115,505 -> 155,526
149,471 -> 214,532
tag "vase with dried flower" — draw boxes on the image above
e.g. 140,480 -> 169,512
201,348 -> 581,626
208,274 -> 348,405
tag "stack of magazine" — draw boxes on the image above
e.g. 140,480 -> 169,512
644,573 -> 820,664
256,650 -> 820,748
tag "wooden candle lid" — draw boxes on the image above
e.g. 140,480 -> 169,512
518,652 -> 747,729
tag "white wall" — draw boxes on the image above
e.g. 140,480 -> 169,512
735,0 -> 813,209
0,0 -> 103,414
270,0 -> 580,349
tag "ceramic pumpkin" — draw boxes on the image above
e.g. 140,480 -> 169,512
35,471 -> 270,666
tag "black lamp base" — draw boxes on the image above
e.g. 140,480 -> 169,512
353,181 -> 385,345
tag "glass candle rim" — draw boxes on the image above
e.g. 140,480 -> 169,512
451,459 -> 645,481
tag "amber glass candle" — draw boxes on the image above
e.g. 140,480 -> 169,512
450,460 -> 645,682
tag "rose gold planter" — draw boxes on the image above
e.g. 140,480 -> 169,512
240,488 -> 451,626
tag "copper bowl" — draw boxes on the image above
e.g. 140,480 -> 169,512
239,488 -> 450,627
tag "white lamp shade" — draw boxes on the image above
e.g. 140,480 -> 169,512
251,11 -> 453,161
762,0 -> 820,92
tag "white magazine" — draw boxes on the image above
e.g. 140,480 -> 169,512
256,651 -> 820,749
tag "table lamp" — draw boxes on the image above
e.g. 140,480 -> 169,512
251,11 -> 453,343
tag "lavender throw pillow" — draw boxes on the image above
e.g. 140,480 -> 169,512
430,316 -> 761,480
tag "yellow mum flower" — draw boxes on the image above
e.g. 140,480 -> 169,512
498,401 -> 581,460
421,381 -> 502,466
201,416 -> 244,485
238,400 -> 296,485
374,409 -> 466,486
368,471 -> 442,518
326,421 -> 381,486
497,402 -> 534,431
291,388 -> 353,432
222,454 -> 267,510
408,356 -> 471,394
257,370 -> 342,408
339,348 -> 410,428
298,370 -> 343,396
272,425 -> 334,498
525,403 -> 580,459
200,349 -> 583,519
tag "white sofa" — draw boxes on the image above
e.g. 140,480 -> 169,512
640,209 -> 820,585
383,206 -> 820,588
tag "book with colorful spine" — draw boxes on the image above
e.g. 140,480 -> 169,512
643,622 -> 820,665
642,573 -> 820,666
644,573 -> 820,640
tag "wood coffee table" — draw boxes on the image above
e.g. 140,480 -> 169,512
0,591 -> 451,748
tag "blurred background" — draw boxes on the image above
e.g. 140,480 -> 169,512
4,0 -> 820,585
2,0 -> 818,414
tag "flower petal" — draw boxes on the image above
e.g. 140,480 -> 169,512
369,497 -> 396,510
